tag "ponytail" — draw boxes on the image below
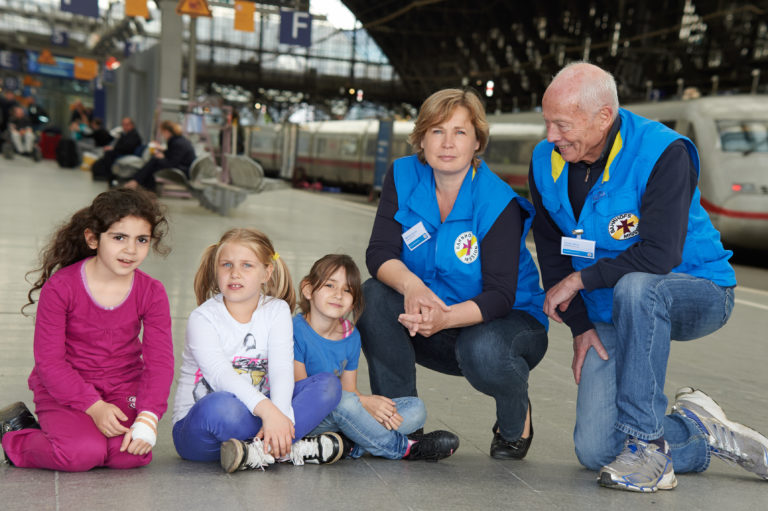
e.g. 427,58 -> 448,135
266,254 -> 295,311
193,243 -> 221,305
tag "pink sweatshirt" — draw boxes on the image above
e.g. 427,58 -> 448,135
28,258 -> 174,418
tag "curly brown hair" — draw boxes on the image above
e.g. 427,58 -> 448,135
23,188 -> 169,314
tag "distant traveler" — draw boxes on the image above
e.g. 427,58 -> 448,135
91,117 -> 142,182
358,88 -> 549,461
529,61 -> 768,492
125,120 -> 195,192
6,106 -> 39,160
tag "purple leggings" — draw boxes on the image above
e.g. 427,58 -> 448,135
2,395 -> 150,471
172,372 -> 341,462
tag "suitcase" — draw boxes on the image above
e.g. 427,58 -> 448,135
40,132 -> 62,160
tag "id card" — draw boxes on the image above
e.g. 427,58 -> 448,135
402,221 -> 431,251
561,236 -> 595,259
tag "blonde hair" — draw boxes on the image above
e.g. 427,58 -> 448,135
298,254 -> 364,321
193,228 -> 295,309
408,88 -> 489,170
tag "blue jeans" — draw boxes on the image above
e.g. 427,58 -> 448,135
172,372 -> 341,461
358,278 -> 548,441
574,272 -> 735,472
309,390 -> 426,459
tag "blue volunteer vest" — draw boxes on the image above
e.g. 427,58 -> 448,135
531,108 -> 736,324
394,155 -> 547,327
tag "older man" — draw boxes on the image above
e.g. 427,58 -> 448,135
528,62 -> 768,492
91,117 -> 142,182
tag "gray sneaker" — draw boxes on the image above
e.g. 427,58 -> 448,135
220,437 -> 275,473
598,438 -> 677,492
672,387 -> 768,480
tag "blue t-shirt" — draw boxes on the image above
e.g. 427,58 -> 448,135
293,314 -> 360,378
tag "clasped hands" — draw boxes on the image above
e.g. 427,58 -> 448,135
398,284 -> 451,338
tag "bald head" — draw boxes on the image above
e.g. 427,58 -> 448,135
545,62 -> 619,119
541,63 -> 619,163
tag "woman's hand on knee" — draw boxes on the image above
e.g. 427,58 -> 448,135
572,329 -> 609,384
85,400 -> 130,437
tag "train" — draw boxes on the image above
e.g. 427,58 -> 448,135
243,95 -> 768,250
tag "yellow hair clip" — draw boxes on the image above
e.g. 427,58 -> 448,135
272,252 -> 280,261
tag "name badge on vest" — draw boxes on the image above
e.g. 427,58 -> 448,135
402,221 -> 431,251
561,229 -> 595,259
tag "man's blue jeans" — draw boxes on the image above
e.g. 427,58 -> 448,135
172,372 -> 341,461
575,272 -> 734,472
358,278 -> 548,441
309,390 -> 426,459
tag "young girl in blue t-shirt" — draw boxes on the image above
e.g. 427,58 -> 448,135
293,254 -> 459,461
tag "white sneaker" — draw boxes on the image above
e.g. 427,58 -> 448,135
672,387 -> 768,480
288,432 -> 346,466
598,438 -> 677,492
220,437 -> 275,473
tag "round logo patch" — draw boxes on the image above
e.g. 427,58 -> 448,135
454,231 -> 479,264
608,213 -> 640,240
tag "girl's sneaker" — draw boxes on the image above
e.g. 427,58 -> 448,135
220,437 -> 275,473
288,432 -> 348,466
404,430 -> 460,462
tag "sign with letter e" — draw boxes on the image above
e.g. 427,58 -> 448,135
279,9 -> 312,47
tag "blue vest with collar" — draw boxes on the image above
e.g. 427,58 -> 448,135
531,108 -> 736,324
394,155 -> 547,327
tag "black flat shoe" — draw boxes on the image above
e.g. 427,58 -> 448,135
1,401 -> 40,465
490,400 -> 533,460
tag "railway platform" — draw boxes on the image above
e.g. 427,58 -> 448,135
1,158 -> 767,510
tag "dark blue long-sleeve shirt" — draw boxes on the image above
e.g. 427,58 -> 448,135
529,118 -> 697,336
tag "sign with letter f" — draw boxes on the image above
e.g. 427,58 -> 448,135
279,9 -> 312,47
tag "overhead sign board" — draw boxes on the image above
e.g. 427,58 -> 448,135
176,0 -> 212,17
279,9 -> 312,47
60,0 -> 99,18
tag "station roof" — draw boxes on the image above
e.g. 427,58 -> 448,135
341,0 -> 768,109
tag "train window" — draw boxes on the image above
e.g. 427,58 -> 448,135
660,120 -> 677,130
297,133 -> 310,153
485,139 -> 538,165
340,138 -> 359,157
315,138 -> 326,155
716,120 -> 768,153
365,137 -> 377,157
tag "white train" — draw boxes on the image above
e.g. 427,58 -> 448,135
245,95 -> 768,250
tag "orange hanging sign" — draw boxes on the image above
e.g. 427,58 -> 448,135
38,49 -> 57,65
74,57 -> 99,81
176,0 -> 212,17
234,1 -> 255,32
125,0 -> 150,19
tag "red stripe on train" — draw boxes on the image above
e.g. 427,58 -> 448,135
700,197 -> 768,220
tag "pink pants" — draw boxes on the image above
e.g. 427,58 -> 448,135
2,395 -> 151,471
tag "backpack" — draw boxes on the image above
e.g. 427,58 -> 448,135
55,138 -> 81,168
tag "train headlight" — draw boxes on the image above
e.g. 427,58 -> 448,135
731,182 -> 757,193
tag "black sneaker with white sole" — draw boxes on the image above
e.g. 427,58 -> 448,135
404,430 -> 459,462
0,401 -> 41,465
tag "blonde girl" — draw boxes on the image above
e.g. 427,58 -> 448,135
171,229 -> 345,472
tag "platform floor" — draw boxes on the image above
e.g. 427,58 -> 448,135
1,159 -> 767,511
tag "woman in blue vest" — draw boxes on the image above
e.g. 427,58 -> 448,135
358,89 -> 548,459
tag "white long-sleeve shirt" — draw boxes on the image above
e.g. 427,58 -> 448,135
172,294 -> 295,425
